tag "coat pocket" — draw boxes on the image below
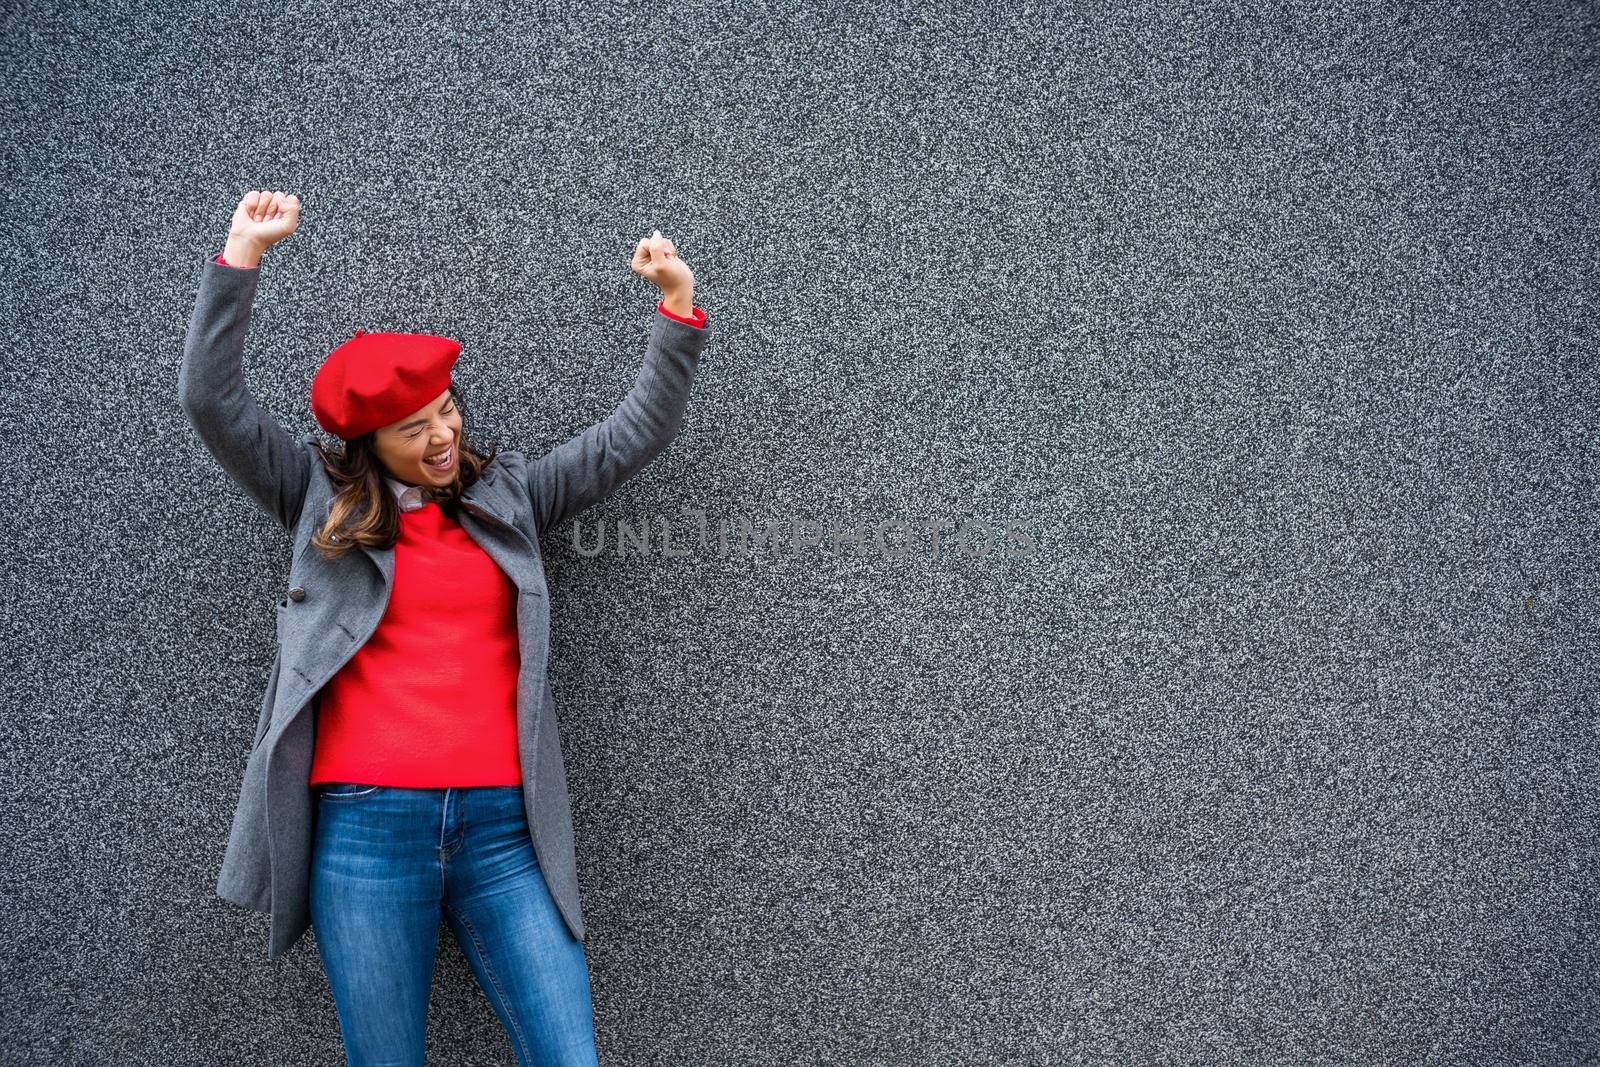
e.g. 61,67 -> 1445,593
249,653 -> 285,754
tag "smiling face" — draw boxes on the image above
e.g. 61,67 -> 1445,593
372,387 -> 462,487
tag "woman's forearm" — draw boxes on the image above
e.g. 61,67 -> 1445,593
179,255 -> 312,531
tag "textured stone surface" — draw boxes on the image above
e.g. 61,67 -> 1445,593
3,0 -> 1595,1063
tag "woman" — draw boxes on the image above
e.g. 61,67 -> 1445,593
181,189 -> 711,1066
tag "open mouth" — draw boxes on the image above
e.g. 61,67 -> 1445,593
423,445 -> 455,472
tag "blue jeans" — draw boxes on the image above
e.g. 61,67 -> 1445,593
309,782 -> 600,1067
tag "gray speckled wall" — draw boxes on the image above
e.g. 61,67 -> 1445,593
5,0 -> 1595,1063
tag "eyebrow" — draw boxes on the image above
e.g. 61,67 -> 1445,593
398,398 -> 455,431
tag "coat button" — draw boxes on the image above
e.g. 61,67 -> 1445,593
288,586 -> 307,602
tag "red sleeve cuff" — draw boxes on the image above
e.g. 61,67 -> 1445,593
657,299 -> 707,328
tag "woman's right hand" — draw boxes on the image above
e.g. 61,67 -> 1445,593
222,190 -> 301,266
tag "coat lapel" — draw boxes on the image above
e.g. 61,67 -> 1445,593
316,495 -> 396,586
312,473 -> 526,594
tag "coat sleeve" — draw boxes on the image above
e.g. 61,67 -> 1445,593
524,304 -> 711,536
178,253 -> 312,533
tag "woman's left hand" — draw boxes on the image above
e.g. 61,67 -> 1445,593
631,229 -> 695,300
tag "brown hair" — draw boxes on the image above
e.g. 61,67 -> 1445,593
307,381 -> 499,560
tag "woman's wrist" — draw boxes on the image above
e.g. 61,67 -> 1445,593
659,287 -> 694,318
222,235 -> 265,267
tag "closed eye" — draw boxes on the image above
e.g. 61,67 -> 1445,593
407,405 -> 457,438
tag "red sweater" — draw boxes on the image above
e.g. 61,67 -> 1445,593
309,501 -> 527,786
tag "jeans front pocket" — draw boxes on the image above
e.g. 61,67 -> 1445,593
317,782 -> 385,800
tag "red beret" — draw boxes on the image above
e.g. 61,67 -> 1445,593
311,328 -> 462,441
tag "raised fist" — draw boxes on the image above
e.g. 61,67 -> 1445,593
630,229 -> 694,296
228,190 -> 301,251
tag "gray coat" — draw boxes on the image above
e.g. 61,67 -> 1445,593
179,254 -> 710,960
